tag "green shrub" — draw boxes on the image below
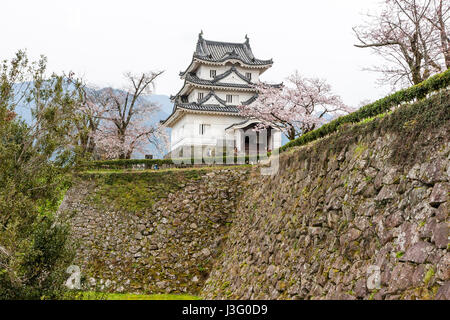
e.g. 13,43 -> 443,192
0,52 -> 77,300
0,214 -> 74,300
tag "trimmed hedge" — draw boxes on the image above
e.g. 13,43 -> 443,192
279,69 -> 450,152
80,155 -> 266,170
80,158 -> 173,170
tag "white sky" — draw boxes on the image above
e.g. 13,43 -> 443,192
1,0 -> 390,107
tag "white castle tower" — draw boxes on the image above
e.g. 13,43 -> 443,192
163,32 -> 282,157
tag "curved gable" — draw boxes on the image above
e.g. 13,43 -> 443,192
213,67 -> 252,85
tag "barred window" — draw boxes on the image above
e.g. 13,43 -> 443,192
198,92 -> 204,101
210,70 -> 216,78
199,124 -> 210,135
246,72 -> 252,80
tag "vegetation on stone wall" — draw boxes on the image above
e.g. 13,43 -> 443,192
61,167 -> 249,296
302,89 -> 450,167
81,169 -> 205,212
280,69 -> 450,153
68,291 -> 201,300
201,90 -> 449,300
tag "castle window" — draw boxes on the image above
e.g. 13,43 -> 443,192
210,70 -> 216,78
197,92 -> 204,101
199,124 -> 210,135
246,72 -> 252,80
226,94 -> 233,103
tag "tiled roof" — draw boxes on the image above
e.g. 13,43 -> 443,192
241,94 -> 258,105
225,119 -> 254,130
197,91 -> 227,105
194,33 -> 273,66
211,67 -> 252,83
163,90 -> 260,125
185,73 -> 255,90
176,103 -> 240,113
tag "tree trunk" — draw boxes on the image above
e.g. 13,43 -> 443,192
118,129 -> 127,159
287,127 -> 296,141
437,1 -> 450,68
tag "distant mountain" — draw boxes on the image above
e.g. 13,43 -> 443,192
147,94 -> 173,115
13,82 -> 34,124
135,94 -> 172,159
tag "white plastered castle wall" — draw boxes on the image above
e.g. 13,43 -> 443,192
170,113 -> 247,151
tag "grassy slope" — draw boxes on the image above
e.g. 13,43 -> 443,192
78,165 -> 249,213
78,292 -> 201,300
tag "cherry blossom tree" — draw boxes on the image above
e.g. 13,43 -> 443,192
353,0 -> 449,87
238,71 -> 353,141
95,113 -> 168,160
71,84 -> 109,157
425,0 -> 450,68
93,71 -> 168,159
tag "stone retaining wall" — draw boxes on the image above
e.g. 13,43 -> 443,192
63,93 -> 449,299
60,168 -> 248,294
201,94 -> 449,300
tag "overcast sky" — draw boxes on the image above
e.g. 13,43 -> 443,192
2,0 -> 390,106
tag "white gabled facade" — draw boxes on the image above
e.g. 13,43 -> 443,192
163,32 -> 282,157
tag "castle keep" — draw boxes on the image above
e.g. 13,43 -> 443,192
163,32 -> 282,157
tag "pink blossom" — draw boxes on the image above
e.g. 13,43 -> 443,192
238,71 -> 354,140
